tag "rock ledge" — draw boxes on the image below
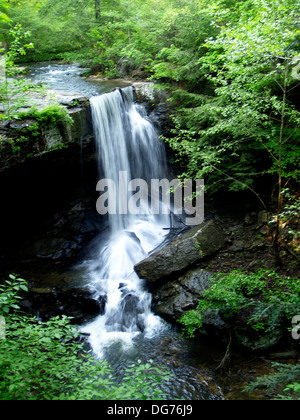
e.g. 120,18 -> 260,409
134,220 -> 225,282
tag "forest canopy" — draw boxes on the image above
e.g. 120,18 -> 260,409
0,0 -> 299,204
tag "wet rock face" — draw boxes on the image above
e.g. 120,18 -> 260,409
0,91 -> 93,173
134,220 -> 225,283
21,288 -> 106,324
0,88 -> 98,257
135,212 -> 286,351
15,197 -> 107,262
151,268 -> 228,332
133,220 -> 228,332
105,292 -> 146,333
152,269 -> 213,322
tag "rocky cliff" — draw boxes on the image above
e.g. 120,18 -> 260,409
0,90 -> 93,173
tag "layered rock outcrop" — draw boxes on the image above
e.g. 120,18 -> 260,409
0,90 -> 93,173
134,215 -> 288,351
134,220 -> 225,283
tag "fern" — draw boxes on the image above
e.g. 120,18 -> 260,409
179,269 -> 300,338
244,363 -> 300,400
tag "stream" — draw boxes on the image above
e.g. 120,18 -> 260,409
23,62 -> 267,401
27,61 -> 132,97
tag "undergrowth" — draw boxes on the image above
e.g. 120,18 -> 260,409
0,275 -> 171,400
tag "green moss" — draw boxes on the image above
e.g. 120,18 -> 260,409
17,104 -> 73,126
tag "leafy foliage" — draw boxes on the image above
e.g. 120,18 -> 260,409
0,0 -> 11,23
0,24 -> 38,119
3,104 -> 74,154
1,0 -> 94,61
179,269 -> 300,338
0,276 -> 171,400
0,0 -> 298,402
17,104 -> 73,125
163,0 -> 300,201
0,274 -> 28,315
245,363 -> 300,400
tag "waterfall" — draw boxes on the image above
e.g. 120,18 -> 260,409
82,87 -> 171,357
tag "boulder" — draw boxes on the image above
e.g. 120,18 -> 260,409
105,292 -> 146,333
33,237 -> 81,260
51,90 -> 88,107
0,90 -> 93,174
152,264 -> 283,350
152,268 -> 229,334
134,220 -> 225,282
21,198 -> 105,261
152,269 -> 213,322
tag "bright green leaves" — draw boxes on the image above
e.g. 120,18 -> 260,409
179,269 -> 300,338
0,0 -> 11,23
0,24 -> 39,119
0,275 -> 171,400
17,104 -> 73,125
164,0 -> 300,201
117,359 -> 173,401
0,313 -> 171,400
0,274 -> 28,315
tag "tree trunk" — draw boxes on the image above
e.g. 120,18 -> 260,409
95,0 -> 101,20
274,62 -> 289,266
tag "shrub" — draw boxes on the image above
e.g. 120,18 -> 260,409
0,275 -> 171,400
17,104 -> 73,126
244,363 -> 300,400
179,269 -> 300,338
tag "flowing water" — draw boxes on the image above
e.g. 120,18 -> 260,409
81,87 -> 171,357
27,63 -> 226,399
78,87 -> 223,399
27,62 -> 132,97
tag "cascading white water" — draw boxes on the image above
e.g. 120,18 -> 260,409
82,87 -> 171,357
